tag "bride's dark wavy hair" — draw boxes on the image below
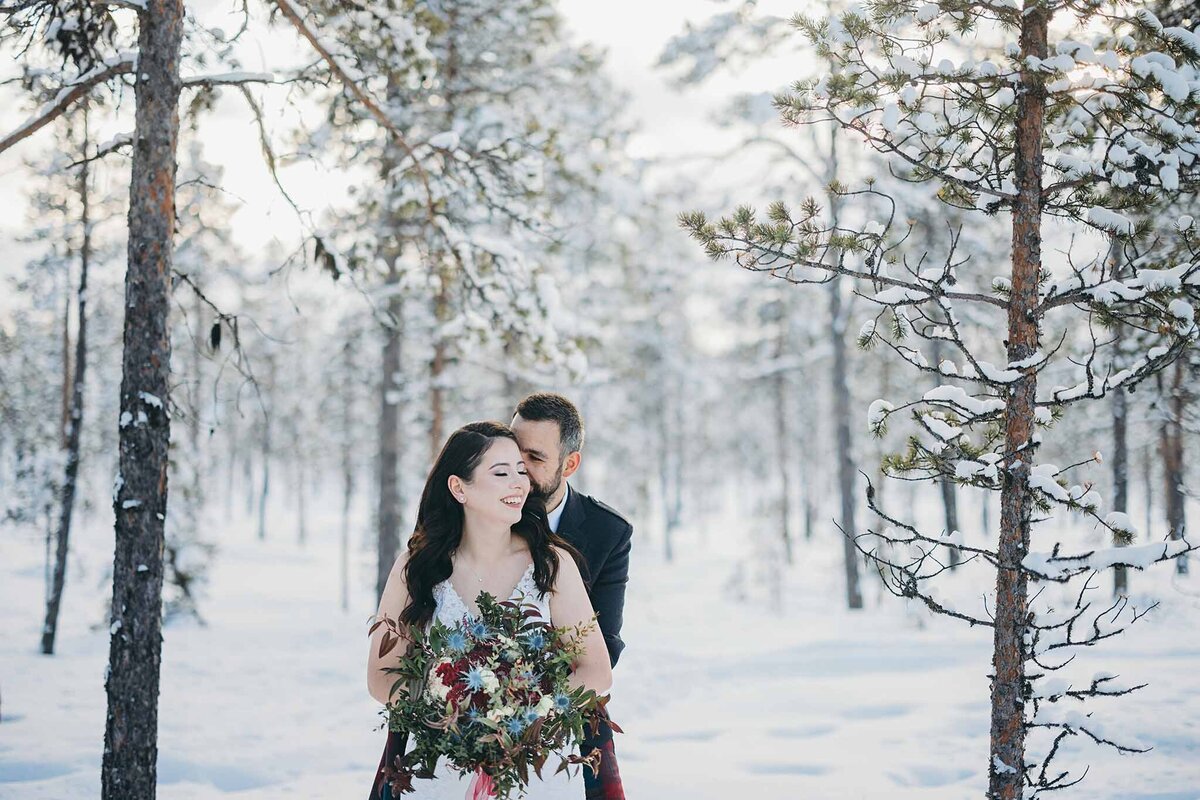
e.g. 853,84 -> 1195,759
400,420 -> 582,628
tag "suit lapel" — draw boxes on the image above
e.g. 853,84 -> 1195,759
555,485 -> 594,584
557,484 -> 586,541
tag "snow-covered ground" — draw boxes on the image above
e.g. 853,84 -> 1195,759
2,493 -> 1199,799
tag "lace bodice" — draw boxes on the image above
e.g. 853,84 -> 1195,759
430,562 -> 552,630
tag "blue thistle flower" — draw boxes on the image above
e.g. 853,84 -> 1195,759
524,631 -> 547,650
469,621 -> 490,639
465,667 -> 486,692
505,717 -> 526,736
553,693 -> 572,713
446,631 -> 469,653
522,708 -> 540,726
465,707 -> 481,726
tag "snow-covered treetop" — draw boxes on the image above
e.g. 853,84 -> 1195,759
782,3 -> 1200,233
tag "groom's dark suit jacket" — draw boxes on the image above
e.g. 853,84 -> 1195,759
555,485 -> 632,669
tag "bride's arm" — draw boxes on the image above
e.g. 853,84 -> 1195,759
367,551 -> 413,705
549,546 -> 614,695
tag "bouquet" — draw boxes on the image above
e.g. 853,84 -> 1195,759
372,593 -> 616,799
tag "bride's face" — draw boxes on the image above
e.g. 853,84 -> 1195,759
454,438 -> 530,527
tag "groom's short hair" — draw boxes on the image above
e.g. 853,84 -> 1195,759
514,392 -> 585,457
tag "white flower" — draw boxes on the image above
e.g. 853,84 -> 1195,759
535,694 -> 555,716
426,676 -> 450,702
487,705 -> 516,722
480,669 -> 500,695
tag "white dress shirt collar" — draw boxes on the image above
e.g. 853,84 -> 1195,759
546,483 -> 571,534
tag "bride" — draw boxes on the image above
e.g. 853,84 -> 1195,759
367,421 -> 613,799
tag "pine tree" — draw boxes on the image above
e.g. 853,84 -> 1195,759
684,3 -> 1200,795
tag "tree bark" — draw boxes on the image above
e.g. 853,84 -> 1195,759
774,293 -> 795,564
830,271 -> 862,609
102,2 -> 183,797
1160,362 -> 1189,575
931,337 -> 960,570
42,103 -> 93,656
821,127 -> 862,610
988,6 -> 1047,797
1110,238 -> 1130,595
377,261 -> 404,601
1112,382 -> 1129,594
429,271 -> 449,460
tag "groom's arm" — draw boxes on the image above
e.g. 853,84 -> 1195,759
591,519 -> 632,668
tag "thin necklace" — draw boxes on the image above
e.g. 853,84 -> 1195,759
458,553 -> 485,584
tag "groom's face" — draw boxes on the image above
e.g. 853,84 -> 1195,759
510,415 -> 564,502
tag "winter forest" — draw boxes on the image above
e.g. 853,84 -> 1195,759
1,0 -> 1199,798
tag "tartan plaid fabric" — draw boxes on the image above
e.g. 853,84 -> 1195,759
582,714 -> 624,800
370,729 -> 406,800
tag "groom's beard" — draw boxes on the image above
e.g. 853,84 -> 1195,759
528,471 -> 563,505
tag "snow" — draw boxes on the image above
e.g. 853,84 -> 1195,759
868,399 -> 894,434
915,3 -> 939,24
1168,298 -> 1194,321
873,284 -> 926,303
427,131 -> 460,150
1104,512 -> 1137,537
1087,207 -> 1135,235
923,385 -> 1005,416
1029,463 -> 1071,503
1023,540 -> 1192,579
2,488 -> 1198,799
991,756 -> 1017,775
138,391 -> 164,409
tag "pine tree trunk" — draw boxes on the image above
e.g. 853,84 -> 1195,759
931,337 -> 960,569
257,426 -> 270,540
60,284 -> 72,450
1112,381 -> 1129,595
988,7 -> 1047,797
774,302 -> 795,564
1110,239 -> 1130,595
41,104 -> 92,656
429,272 -> 449,461
377,262 -> 404,600
102,3 -> 183,797
824,129 -> 862,610
829,273 -> 862,609
1142,439 -> 1154,540
1160,362 -> 1189,575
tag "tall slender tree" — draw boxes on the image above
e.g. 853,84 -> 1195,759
685,3 -> 1200,794
40,102 -> 93,655
101,1 -> 184,794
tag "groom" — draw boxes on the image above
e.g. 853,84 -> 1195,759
512,392 -> 630,800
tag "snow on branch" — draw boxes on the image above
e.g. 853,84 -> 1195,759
1023,538 -> 1194,582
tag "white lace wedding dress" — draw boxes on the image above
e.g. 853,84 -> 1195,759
411,563 -> 582,799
